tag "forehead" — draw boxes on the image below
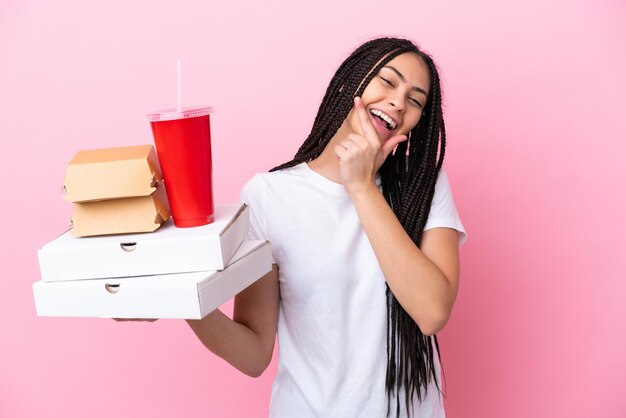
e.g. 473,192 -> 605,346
382,53 -> 430,93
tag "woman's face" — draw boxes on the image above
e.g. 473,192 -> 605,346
346,52 -> 430,143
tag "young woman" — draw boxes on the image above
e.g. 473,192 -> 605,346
186,37 -> 467,417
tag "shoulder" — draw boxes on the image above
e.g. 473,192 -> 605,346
433,167 -> 452,200
241,170 -> 282,193
434,167 -> 452,193
241,164 -> 307,195
241,172 -> 266,194
425,166 -> 468,245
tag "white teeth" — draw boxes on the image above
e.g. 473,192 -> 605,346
369,109 -> 396,130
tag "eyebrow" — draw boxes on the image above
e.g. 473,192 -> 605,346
383,65 -> 428,96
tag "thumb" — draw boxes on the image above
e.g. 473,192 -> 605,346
381,135 -> 408,159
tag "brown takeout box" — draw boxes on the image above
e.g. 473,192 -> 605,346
70,185 -> 170,237
64,145 -> 163,203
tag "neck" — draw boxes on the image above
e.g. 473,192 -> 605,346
307,120 -> 352,185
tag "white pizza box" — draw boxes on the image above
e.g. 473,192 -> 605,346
38,204 -> 249,282
33,240 -> 272,319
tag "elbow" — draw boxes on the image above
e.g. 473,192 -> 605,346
420,323 -> 445,337
417,310 -> 451,337
419,320 -> 446,337
244,362 -> 268,378
244,368 -> 265,378
241,351 -> 273,378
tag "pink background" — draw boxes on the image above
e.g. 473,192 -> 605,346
1,0 -> 625,417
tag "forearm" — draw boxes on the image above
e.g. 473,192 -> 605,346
349,183 -> 452,334
186,310 -> 270,377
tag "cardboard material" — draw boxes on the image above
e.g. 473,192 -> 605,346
38,204 -> 249,282
33,240 -> 272,319
64,145 -> 163,203
70,185 -> 170,237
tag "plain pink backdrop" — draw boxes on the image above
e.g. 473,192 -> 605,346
2,0 -> 625,417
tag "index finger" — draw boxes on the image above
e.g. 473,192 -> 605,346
353,96 -> 378,140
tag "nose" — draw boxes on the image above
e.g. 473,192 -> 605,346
387,93 -> 405,112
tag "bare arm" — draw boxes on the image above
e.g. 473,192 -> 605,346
186,264 -> 280,377
350,186 -> 459,336
335,97 -> 460,336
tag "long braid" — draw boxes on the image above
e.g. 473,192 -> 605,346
270,37 -> 448,417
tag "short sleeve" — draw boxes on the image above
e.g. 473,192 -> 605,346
423,168 -> 468,245
238,175 -> 277,263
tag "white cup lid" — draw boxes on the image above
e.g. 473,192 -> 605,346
146,106 -> 213,122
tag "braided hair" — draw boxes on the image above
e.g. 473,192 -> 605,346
270,37 -> 447,417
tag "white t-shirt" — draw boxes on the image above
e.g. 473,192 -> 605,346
239,162 -> 467,418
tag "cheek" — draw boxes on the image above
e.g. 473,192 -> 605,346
406,113 -> 423,131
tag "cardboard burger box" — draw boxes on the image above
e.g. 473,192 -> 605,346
38,204 -> 249,282
70,185 -> 170,237
64,144 -> 163,203
64,144 -> 170,237
33,240 -> 272,319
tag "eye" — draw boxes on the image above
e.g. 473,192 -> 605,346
409,97 -> 423,108
379,76 -> 393,86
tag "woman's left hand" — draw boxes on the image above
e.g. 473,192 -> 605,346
334,96 -> 407,195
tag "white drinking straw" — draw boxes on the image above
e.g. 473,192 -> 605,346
177,58 -> 182,112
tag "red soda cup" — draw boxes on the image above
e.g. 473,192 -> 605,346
146,106 -> 214,227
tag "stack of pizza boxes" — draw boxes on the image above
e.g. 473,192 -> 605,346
32,145 -> 272,320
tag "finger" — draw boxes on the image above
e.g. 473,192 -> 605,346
344,134 -> 368,149
341,137 -> 368,154
113,318 -> 158,322
334,144 -> 348,160
381,134 -> 408,159
353,96 -> 378,142
335,140 -> 361,161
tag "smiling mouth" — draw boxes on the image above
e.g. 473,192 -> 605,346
368,108 -> 397,130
